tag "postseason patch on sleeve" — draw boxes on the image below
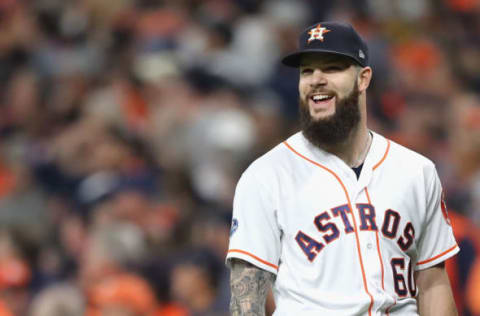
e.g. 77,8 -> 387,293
230,218 -> 238,236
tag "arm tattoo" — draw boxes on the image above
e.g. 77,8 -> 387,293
229,259 -> 276,316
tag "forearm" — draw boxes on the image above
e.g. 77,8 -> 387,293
416,263 -> 457,316
229,259 -> 276,316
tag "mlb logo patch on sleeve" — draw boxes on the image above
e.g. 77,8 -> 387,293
230,218 -> 239,236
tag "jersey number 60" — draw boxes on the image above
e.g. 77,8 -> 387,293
391,257 -> 417,297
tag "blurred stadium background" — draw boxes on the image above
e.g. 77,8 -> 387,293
0,0 -> 479,315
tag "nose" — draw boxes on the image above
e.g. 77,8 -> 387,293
310,69 -> 328,87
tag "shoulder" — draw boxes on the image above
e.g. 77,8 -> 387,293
237,132 -> 302,188
244,132 -> 302,173
377,133 -> 437,176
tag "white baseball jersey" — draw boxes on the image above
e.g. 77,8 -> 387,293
226,131 -> 459,316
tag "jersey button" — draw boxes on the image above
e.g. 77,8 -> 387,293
367,243 -> 373,249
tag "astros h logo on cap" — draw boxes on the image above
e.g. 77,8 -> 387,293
307,24 -> 331,43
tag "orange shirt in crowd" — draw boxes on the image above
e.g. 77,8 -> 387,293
0,301 -> 13,316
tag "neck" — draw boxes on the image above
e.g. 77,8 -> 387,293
320,123 -> 370,168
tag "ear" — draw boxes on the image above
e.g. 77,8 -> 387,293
357,66 -> 372,92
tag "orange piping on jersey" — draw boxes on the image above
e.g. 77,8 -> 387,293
386,298 -> 397,316
373,140 -> 390,171
228,249 -> 279,270
365,188 -> 385,290
283,141 -> 374,316
416,244 -> 459,266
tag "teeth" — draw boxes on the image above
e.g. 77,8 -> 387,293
312,95 -> 331,101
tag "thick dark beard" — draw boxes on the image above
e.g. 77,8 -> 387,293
300,83 -> 361,147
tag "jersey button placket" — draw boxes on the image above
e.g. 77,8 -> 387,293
354,189 -> 384,312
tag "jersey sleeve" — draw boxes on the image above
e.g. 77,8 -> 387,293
226,167 -> 281,275
415,165 -> 459,271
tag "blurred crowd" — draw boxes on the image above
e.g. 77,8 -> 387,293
0,0 -> 480,315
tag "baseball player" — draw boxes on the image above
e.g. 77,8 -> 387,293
226,22 -> 459,315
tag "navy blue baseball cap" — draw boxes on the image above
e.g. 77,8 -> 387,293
281,22 -> 369,68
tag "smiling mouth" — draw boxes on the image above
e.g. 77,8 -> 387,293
310,94 -> 335,103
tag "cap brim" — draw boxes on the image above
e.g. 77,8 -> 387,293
281,49 -> 365,68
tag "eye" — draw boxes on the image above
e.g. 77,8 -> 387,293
300,68 -> 313,75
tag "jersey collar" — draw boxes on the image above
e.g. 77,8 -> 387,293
287,130 -> 391,185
